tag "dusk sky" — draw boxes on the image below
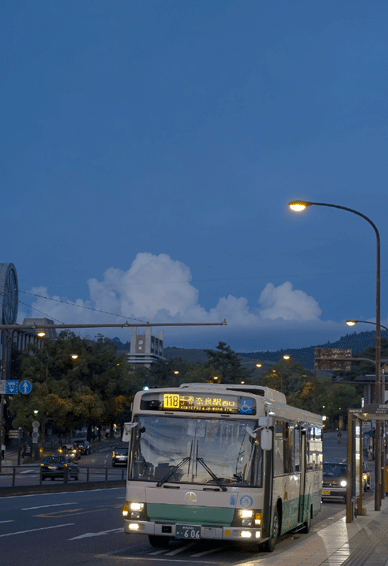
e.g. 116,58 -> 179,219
2,1 -> 388,352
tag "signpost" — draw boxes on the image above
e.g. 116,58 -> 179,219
314,348 -> 352,371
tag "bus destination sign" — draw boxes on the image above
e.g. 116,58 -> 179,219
162,393 -> 254,414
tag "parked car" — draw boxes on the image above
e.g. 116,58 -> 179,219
59,444 -> 81,460
112,446 -> 128,467
322,462 -> 348,501
41,455 -> 79,481
73,439 -> 91,455
362,462 -> 371,491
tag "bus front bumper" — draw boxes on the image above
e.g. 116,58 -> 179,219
124,519 -> 262,541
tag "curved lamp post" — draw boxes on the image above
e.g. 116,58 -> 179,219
346,320 -> 388,333
289,200 -> 382,510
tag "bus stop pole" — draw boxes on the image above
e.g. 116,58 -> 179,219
346,411 -> 353,523
358,418 -> 363,516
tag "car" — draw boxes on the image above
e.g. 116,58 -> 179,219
112,446 -> 128,467
322,462 -> 348,501
362,462 -> 371,491
58,444 -> 81,460
41,455 -> 79,481
73,439 -> 91,455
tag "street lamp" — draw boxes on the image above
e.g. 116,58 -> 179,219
346,320 -> 388,333
289,200 -> 382,510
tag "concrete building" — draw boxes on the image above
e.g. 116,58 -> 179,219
127,326 -> 164,368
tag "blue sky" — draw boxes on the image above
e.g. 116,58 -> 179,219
2,1 -> 388,351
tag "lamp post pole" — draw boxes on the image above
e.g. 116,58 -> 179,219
289,200 -> 382,511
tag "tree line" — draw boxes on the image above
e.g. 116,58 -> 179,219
8,335 -> 371,441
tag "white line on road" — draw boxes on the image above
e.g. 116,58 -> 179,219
165,543 -> 196,555
0,523 -> 75,537
69,527 -> 123,540
21,502 -> 79,510
191,546 -> 224,557
0,520 -> 15,524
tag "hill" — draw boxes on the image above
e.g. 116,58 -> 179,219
112,330 -> 388,371
164,330 -> 388,370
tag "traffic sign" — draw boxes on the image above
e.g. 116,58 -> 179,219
32,438 -> 38,444
19,380 -> 32,394
32,431 -> 39,438
5,380 -> 18,394
8,430 -> 21,438
32,421 -> 40,428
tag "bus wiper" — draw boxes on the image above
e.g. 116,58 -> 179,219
156,457 -> 190,487
197,458 -> 227,491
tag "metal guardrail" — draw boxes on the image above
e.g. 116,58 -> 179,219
0,465 -> 127,488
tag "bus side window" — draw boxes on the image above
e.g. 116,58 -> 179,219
294,426 -> 301,472
274,421 -> 284,476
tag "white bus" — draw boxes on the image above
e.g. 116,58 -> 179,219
122,383 -> 323,551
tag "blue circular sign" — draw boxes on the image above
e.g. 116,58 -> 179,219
19,380 -> 32,394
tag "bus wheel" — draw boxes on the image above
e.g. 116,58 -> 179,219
263,508 -> 279,552
301,505 -> 312,533
148,536 -> 170,548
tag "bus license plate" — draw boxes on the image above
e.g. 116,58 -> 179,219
322,490 -> 330,495
176,524 -> 201,539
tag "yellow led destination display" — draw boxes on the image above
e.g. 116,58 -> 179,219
140,392 -> 256,414
163,393 -> 239,413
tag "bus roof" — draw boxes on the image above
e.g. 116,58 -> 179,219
179,383 -> 286,404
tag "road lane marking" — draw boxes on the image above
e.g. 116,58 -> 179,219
165,543 -> 195,555
191,546 -> 224,557
0,520 -> 15,524
69,527 -> 123,540
35,504 -> 120,518
0,523 -> 75,537
22,502 -> 79,510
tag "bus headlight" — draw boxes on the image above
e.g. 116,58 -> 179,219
340,480 -> 347,487
234,509 -> 262,529
130,503 -> 144,511
123,502 -> 147,521
240,531 -> 252,538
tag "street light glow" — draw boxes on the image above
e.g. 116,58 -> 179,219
289,201 -> 311,212
346,320 -> 356,326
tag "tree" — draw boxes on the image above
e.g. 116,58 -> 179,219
9,332 -> 133,441
204,342 -> 252,383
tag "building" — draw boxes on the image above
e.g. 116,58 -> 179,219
127,327 -> 164,369
354,371 -> 388,405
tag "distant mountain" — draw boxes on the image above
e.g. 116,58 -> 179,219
112,330 -> 388,369
241,330 -> 388,368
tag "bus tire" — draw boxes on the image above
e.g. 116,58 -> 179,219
301,505 -> 312,533
148,535 -> 170,548
263,507 -> 280,552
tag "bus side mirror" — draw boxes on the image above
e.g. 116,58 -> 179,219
122,422 -> 138,441
261,428 -> 272,451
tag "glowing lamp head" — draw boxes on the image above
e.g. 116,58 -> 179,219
346,320 -> 356,327
289,200 -> 311,212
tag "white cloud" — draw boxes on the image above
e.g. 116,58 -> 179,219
18,252 -> 346,350
258,282 -> 322,321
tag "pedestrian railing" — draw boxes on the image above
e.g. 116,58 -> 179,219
0,465 -> 126,488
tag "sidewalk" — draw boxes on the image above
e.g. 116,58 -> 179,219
251,496 -> 388,566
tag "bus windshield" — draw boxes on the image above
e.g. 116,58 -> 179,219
129,415 -> 263,487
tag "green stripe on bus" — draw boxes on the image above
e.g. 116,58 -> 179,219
147,504 -> 234,526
